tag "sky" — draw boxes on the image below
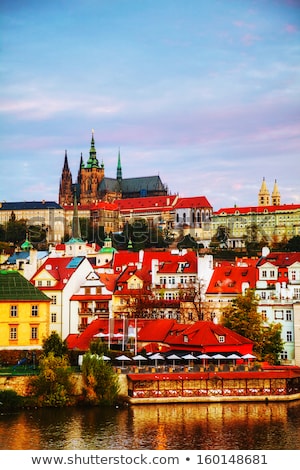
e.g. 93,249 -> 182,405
0,0 -> 299,210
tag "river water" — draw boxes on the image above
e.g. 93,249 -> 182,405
1,401 -> 300,450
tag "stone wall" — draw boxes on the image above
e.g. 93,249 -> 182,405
0,373 -> 128,398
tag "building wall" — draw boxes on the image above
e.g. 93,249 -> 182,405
0,301 -> 50,350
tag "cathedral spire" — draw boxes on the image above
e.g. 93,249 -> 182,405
87,129 -> 99,168
258,177 -> 270,206
63,150 -> 69,171
272,179 -> 281,206
117,148 -> 122,181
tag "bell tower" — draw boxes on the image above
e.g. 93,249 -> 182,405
258,177 -> 270,206
79,130 -> 105,205
272,179 -> 281,206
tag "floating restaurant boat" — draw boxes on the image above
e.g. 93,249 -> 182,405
126,366 -> 300,404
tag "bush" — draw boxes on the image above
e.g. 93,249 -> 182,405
81,353 -> 119,406
0,390 -> 24,411
29,353 -> 75,407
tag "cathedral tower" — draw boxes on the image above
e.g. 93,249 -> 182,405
258,177 -> 270,206
59,150 -> 73,206
272,179 -> 281,206
79,130 -> 105,205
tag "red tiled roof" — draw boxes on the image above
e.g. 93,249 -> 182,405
30,256 -> 88,291
116,195 -> 177,212
174,196 -> 212,209
257,252 -> 300,268
214,204 -> 300,216
138,319 -> 177,342
165,321 -> 253,352
206,264 -> 257,294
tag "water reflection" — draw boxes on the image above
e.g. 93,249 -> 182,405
1,401 -> 300,450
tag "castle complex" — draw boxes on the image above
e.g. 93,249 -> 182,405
59,131 -> 168,206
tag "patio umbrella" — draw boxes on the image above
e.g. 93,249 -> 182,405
242,353 -> 256,366
93,332 -> 109,338
197,353 -> 211,367
166,354 -> 181,368
132,354 -> 147,367
116,354 -> 132,368
227,353 -> 241,366
212,353 -> 226,367
149,353 -> 165,367
101,355 -> 111,361
182,353 -> 195,368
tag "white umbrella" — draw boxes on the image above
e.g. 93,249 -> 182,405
227,353 -> 241,365
101,355 -> 111,361
197,353 -> 211,367
242,353 -> 256,366
182,353 -> 195,368
116,354 -> 132,368
212,353 -> 226,367
132,354 -> 147,367
149,352 -> 165,367
93,332 -> 109,338
166,353 -> 181,368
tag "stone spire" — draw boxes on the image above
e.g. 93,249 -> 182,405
258,177 -> 270,206
59,150 -> 73,206
116,148 -> 122,182
272,179 -> 281,206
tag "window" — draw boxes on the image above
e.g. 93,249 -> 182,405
261,310 -> 268,321
286,311 -> 292,321
183,335 -> 188,343
10,305 -> 18,317
274,310 -> 283,320
280,351 -> 288,360
218,335 -> 225,343
9,327 -> 17,340
38,280 -> 42,286
31,305 -> 38,317
51,295 -> 57,305
51,312 -> 57,323
31,327 -> 38,340
286,331 -> 293,342
47,280 -> 51,286
262,270 -> 267,278
270,270 -> 275,278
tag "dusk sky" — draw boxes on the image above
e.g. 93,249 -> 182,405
1,0 -> 299,210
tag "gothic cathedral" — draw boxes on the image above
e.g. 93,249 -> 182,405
59,131 -> 168,206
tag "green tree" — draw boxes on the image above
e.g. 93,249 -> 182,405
81,353 -> 119,405
42,331 -> 68,357
30,353 -> 75,407
221,290 -> 283,364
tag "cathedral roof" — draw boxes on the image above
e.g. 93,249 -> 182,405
120,175 -> 166,193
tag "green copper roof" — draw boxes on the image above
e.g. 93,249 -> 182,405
21,239 -> 33,250
0,270 -> 51,301
99,246 -> 117,254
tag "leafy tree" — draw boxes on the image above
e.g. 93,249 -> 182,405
221,290 -> 283,364
81,353 -> 119,405
42,331 -> 68,357
286,235 -> 300,252
30,353 -> 75,407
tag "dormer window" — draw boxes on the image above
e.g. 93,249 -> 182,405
218,335 -> 225,343
183,335 -> 188,343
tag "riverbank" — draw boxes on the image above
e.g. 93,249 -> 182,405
1,365 -> 300,406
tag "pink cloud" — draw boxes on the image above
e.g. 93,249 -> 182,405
285,24 -> 298,33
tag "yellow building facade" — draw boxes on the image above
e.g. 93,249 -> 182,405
0,270 -> 50,350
